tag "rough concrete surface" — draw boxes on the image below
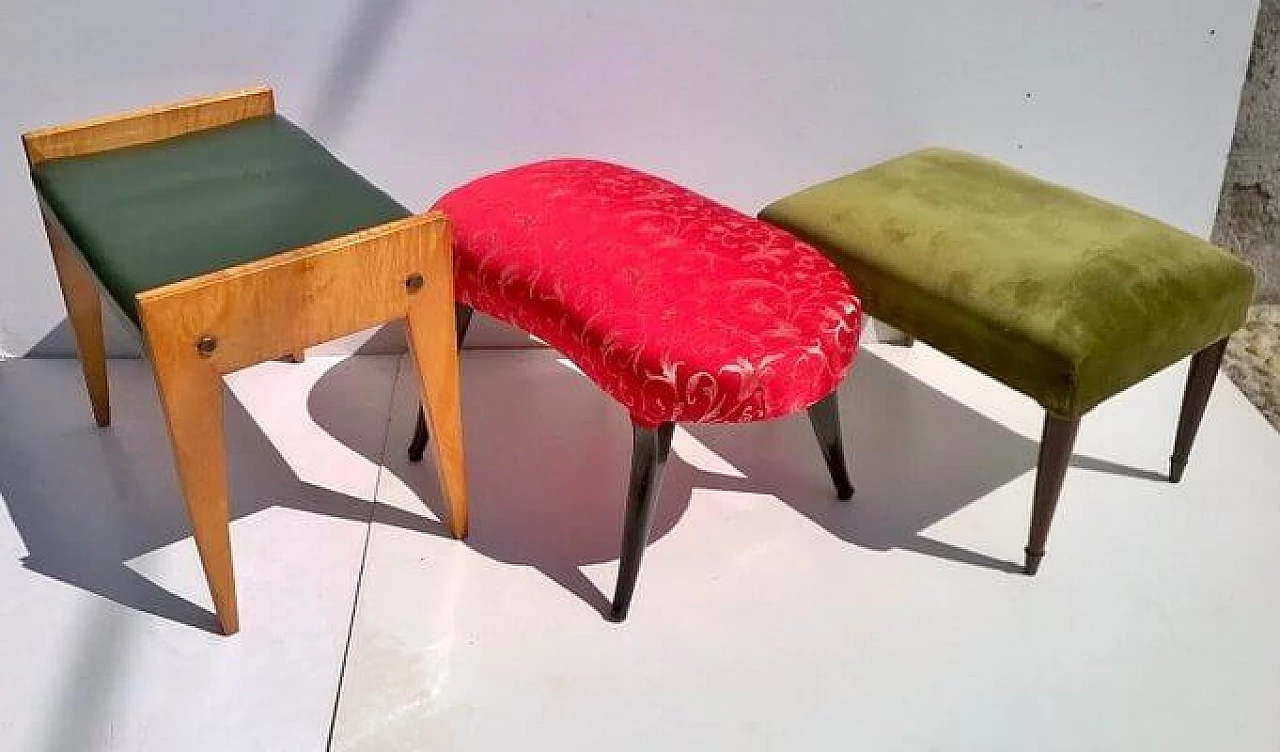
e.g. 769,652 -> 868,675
1214,0 -> 1280,303
1214,1 -> 1279,431
1225,304 -> 1280,430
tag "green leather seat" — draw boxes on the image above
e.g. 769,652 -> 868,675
760,148 -> 1255,417
32,115 -> 410,324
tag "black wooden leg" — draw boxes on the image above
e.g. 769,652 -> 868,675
1024,413 -> 1080,575
408,304 -> 474,462
408,407 -> 430,461
609,421 -> 676,622
807,391 -> 854,500
1169,338 -> 1228,483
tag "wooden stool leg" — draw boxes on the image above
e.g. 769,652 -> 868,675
610,421 -> 675,622
405,268 -> 470,540
1024,413 -> 1080,576
409,304 -> 473,461
408,407 -> 430,464
43,214 -> 110,427
142,332 -> 238,634
1170,338 -> 1228,483
807,391 -> 854,500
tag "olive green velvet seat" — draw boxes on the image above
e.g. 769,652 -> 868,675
760,148 -> 1253,418
32,114 -> 410,323
760,147 -> 1254,575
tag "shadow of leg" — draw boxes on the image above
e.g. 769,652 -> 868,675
0,357 -> 434,632
898,536 -> 1022,574
541,565 -> 613,619
1069,454 -> 1167,483
23,557 -> 221,634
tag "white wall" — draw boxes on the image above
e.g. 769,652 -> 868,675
0,0 -> 1259,357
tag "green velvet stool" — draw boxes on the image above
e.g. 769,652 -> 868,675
760,148 -> 1255,575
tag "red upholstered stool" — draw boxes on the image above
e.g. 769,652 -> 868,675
408,159 -> 862,620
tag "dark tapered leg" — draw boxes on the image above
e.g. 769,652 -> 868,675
408,408 -> 430,462
453,303 -> 475,344
409,304 -> 474,462
608,421 -> 676,622
1024,413 -> 1081,575
807,391 -> 854,500
1169,338 -> 1228,483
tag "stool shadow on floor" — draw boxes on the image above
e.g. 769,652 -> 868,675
311,350 -> 670,618
309,348 -> 1171,617
679,352 -> 1165,576
0,347 -> 1167,629
0,356 -> 441,634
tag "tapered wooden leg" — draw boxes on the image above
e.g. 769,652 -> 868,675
1170,338 -> 1228,483
609,421 -> 675,622
409,409 -> 430,460
408,405 -> 429,462
43,212 -> 110,427
409,303 -> 474,462
140,331 -> 238,634
807,391 -> 854,500
1024,414 -> 1080,575
405,270 -> 470,539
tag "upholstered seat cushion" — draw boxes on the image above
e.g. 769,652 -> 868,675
759,148 -> 1254,417
437,159 -> 862,427
32,115 -> 409,323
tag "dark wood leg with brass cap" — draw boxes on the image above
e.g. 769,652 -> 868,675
609,421 -> 676,622
807,391 -> 854,500
1024,413 -> 1080,575
409,304 -> 474,462
1169,338 -> 1228,483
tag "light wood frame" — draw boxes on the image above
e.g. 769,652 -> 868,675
22,86 -> 276,164
23,86 -> 469,635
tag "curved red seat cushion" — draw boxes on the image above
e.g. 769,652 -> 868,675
435,159 -> 862,428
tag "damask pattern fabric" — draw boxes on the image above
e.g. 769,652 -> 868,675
436,159 -> 862,427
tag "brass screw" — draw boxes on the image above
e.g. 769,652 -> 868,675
405,273 -> 424,293
196,335 -> 218,358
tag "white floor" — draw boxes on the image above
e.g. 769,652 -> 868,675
0,343 -> 1277,751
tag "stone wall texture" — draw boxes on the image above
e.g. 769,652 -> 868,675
1214,0 -> 1280,303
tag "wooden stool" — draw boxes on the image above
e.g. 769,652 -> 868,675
22,86 -> 469,635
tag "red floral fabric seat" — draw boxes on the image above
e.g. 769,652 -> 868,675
410,158 -> 863,622
436,159 -> 862,427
